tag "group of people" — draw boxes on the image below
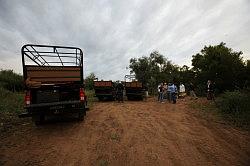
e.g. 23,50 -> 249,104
157,82 -> 180,104
157,80 -> 215,103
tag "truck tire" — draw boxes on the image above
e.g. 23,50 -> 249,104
32,114 -> 45,125
98,96 -> 103,101
78,106 -> 85,121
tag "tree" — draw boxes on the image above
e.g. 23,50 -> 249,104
129,56 -> 151,85
84,72 -> 96,90
129,51 -> 187,93
0,70 -> 23,92
192,42 -> 246,92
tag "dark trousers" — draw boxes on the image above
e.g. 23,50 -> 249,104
117,92 -> 123,102
207,91 -> 214,100
167,91 -> 172,102
172,93 -> 176,104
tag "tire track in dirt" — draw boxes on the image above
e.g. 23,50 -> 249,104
0,98 -> 249,165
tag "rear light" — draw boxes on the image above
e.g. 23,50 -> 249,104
80,88 -> 85,102
25,91 -> 31,105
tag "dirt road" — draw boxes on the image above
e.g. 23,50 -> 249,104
0,98 -> 249,166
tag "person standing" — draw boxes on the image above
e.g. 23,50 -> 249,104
163,82 -> 168,99
159,83 -> 164,103
116,82 -> 124,103
207,80 -> 215,100
167,83 -> 172,102
157,83 -> 161,101
179,82 -> 186,98
171,83 -> 178,104
189,82 -> 198,99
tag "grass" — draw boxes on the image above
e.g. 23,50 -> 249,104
189,99 -> 223,122
216,91 -> 250,129
0,87 -> 25,132
110,132 -> 120,141
189,95 -> 250,130
98,159 -> 108,166
85,90 -> 97,108
0,87 -> 24,114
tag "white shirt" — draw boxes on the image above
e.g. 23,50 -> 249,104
179,84 -> 185,93
158,84 -> 161,92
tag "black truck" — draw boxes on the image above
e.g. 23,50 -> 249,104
94,80 -> 116,101
19,44 -> 88,124
124,75 -> 146,100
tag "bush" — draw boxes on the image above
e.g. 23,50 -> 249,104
0,70 -> 23,92
216,91 -> 250,128
0,87 -> 24,113
195,84 -> 206,97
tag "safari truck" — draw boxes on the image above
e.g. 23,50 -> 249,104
19,44 -> 88,124
94,80 -> 116,101
124,75 -> 146,100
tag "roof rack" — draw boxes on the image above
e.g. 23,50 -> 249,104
124,75 -> 136,82
22,44 -> 83,67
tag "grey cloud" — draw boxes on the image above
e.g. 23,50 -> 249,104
0,0 -> 249,80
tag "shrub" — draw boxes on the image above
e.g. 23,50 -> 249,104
0,87 -> 24,113
0,69 -> 23,92
216,91 -> 250,128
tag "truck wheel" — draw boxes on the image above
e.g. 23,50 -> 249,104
32,115 -> 45,125
98,97 -> 103,101
78,107 -> 85,121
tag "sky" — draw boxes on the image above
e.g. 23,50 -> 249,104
0,0 -> 250,80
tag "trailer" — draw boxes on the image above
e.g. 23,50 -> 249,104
124,75 -> 146,100
94,80 -> 116,101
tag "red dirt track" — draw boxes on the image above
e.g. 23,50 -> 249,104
0,98 -> 249,165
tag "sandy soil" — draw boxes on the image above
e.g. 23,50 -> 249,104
0,98 -> 249,166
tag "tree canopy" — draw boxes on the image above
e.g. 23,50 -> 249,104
84,72 -> 96,90
129,42 -> 249,95
129,51 -> 190,93
192,42 -> 246,92
0,70 -> 23,92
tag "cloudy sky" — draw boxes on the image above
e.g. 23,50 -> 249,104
0,0 -> 250,80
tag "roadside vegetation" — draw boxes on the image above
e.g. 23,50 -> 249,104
0,87 -> 25,132
127,42 -> 250,130
0,70 -> 24,113
1,42 -> 250,130
216,91 -> 250,129
129,42 -> 249,95
189,90 -> 250,130
85,90 -> 97,108
0,69 -> 23,92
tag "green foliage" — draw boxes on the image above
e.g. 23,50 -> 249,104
216,91 -> 250,128
129,51 -> 193,94
85,90 -> 97,108
0,69 -> 23,92
129,42 -> 249,96
0,87 -> 24,113
84,72 -> 96,90
192,42 -> 247,92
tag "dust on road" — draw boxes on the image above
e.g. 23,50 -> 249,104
0,98 -> 249,166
